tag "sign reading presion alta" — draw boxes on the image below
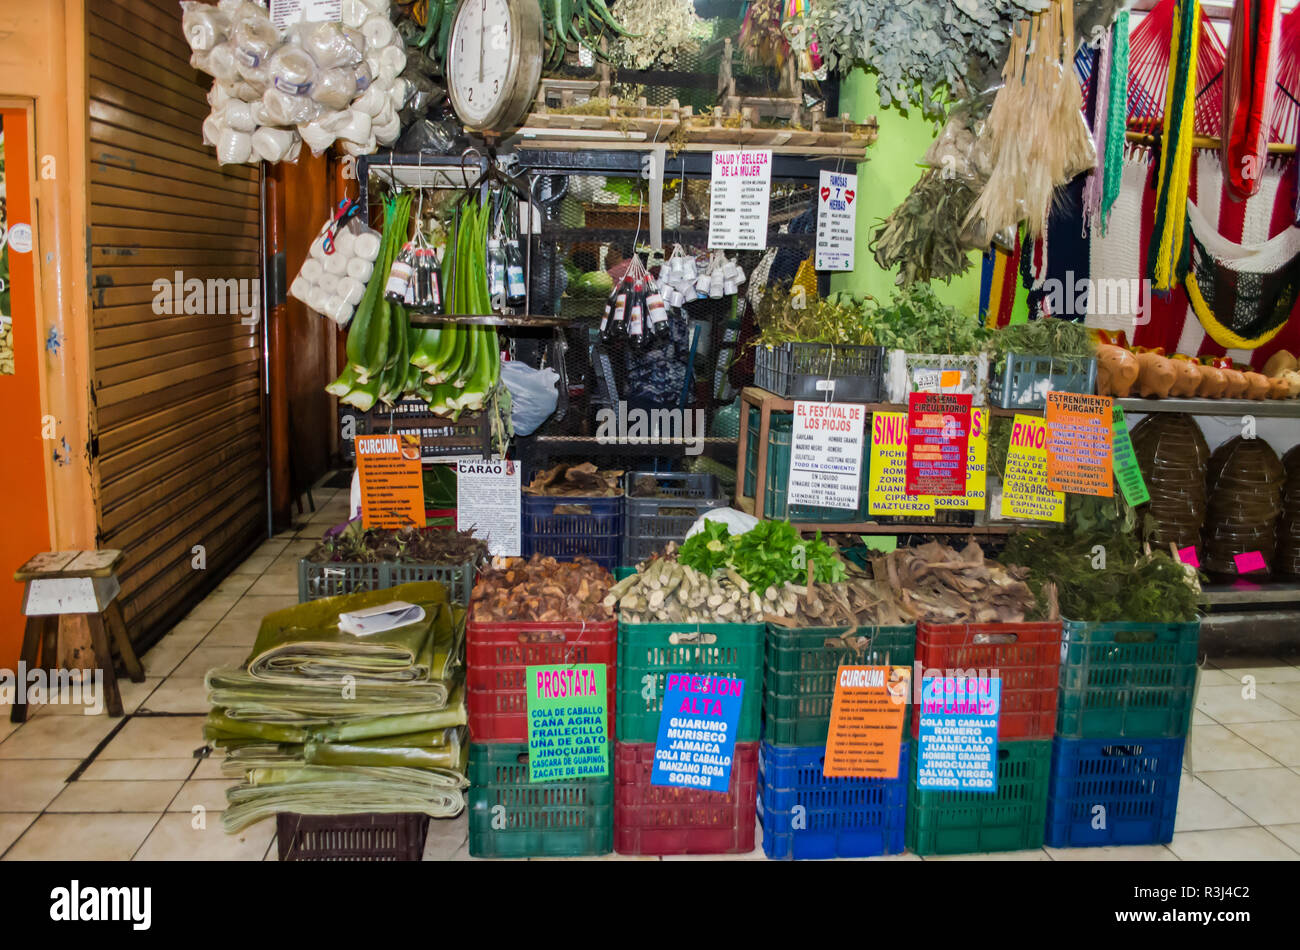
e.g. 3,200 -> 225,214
651,674 -> 743,793
355,433 -> 426,529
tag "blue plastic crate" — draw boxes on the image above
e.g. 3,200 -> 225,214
1045,736 -> 1185,848
521,494 -> 622,571
758,742 -> 909,860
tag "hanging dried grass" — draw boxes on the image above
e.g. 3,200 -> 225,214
965,0 -> 1097,240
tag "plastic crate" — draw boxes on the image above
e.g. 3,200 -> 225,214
339,397 -> 491,463
521,494 -> 622,571
468,742 -> 613,857
742,407 -> 868,523
990,353 -> 1098,411
276,812 -> 429,861
907,739 -> 1052,855
613,741 -> 759,855
912,621 -> 1062,741
298,558 -> 475,605
616,621 -> 765,743
466,616 -> 618,743
753,342 -> 886,402
622,472 -> 728,565
763,623 -> 916,746
1045,736 -> 1185,848
1057,619 -> 1201,739
758,742 -> 909,860
885,351 -> 989,406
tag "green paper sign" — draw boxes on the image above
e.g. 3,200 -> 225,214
525,664 -> 609,783
1110,405 -> 1150,507
861,535 -> 899,552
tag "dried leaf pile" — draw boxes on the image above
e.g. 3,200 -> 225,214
470,555 -> 614,623
870,541 -> 1039,623
781,577 -> 909,627
524,462 -> 624,497
307,523 -> 488,566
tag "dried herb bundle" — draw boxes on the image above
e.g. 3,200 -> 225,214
308,523 -> 488,566
752,282 -> 878,347
983,317 -> 1096,376
870,541 -> 1038,623
872,168 -> 981,286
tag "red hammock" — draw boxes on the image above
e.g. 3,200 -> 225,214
1127,0 -> 1227,137
1267,5 -> 1300,144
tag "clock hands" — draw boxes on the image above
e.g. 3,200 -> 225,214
478,0 -> 486,84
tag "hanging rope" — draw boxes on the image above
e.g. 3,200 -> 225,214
1149,0 -> 1201,291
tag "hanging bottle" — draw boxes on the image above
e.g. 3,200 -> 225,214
385,242 -> 415,303
487,238 -> 507,304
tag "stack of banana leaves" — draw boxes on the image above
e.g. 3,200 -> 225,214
327,191 -> 501,420
204,582 -> 469,832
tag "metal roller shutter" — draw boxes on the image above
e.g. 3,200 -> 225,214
87,0 -> 267,644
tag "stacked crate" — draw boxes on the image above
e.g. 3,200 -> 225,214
758,624 -> 914,860
613,621 -> 765,855
907,621 -> 1062,856
465,613 -> 618,858
1045,620 -> 1200,848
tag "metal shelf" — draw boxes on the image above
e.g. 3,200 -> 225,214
1200,581 -> 1300,606
1117,397 -> 1300,418
406,313 -> 571,328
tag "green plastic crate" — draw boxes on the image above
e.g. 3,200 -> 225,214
907,739 -> 1052,856
764,624 -> 916,746
1057,619 -> 1201,738
298,558 -> 474,605
467,742 -> 613,858
615,621 -> 765,743
743,407 -> 868,523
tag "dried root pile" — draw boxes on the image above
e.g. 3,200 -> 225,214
470,555 -> 614,623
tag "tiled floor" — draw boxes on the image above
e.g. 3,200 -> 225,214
2,480 -> 1298,861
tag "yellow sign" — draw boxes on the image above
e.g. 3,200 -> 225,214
936,406 -> 988,511
868,412 -> 935,517
1003,413 -> 1065,522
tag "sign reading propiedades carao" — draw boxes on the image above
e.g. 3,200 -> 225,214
916,676 -> 1001,792
525,664 -> 608,783
651,674 -> 743,793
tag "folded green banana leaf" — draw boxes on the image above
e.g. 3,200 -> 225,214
220,728 -> 465,773
244,583 -> 464,686
207,667 -> 456,721
205,691 -> 467,745
222,765 -> 467,831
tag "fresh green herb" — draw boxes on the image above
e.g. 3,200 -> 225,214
677,520 -> 734,576
676,520 -> 846,590
983,317 -> 1095,377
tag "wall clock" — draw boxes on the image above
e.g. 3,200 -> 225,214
445,0 -> 543,135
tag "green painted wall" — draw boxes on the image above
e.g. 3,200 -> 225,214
828,70 -> 985,315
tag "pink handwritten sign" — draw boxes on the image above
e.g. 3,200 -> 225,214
1176,546 -> 1199,568
1233,551 -> 1267,574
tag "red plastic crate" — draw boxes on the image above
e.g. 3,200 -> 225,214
613,741 -> 759,855
466,615 -> 618,743
912,621 -> 1062,742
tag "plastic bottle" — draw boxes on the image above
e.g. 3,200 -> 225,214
385,243 -> 415,303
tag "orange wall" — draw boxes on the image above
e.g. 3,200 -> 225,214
0,1 -> 94,665
0,107 -> 48,662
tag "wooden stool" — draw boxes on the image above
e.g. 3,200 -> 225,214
12,550 -> 145,722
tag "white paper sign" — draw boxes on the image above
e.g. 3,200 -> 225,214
270,0 -> 343,30
708,150 -> 772,250
338,602 -> 426,636
457,459 -> 522,556
788,401 -> 867,510
815,170 -> 856,271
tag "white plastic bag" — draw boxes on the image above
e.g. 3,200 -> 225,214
500,360 -> 560,436
684,507 -> 757,539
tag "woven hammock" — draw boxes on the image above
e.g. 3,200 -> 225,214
1184,197 -> 1300,348
1267,5 -> 1300,144
1124,0 -> 1227,136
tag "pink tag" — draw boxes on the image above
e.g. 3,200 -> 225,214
1234,551 -> 1267,574
1176,546 -> 1199,568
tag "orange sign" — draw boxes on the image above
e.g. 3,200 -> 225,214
823,665 -> 909,778
355,433 -> 426,529
1045,392 -> 1114,497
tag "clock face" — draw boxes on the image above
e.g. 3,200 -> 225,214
448,0 -> 516,128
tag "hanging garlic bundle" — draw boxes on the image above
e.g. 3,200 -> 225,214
964,0 -> 1096,240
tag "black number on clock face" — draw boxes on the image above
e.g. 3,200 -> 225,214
468,87 -> 473,102
493,79 -> 499,95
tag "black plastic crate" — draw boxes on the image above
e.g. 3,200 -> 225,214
622,472 -> 727,565
753,342 -> 885,402
275,812 -> 429,861
339,398 -> 490,463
